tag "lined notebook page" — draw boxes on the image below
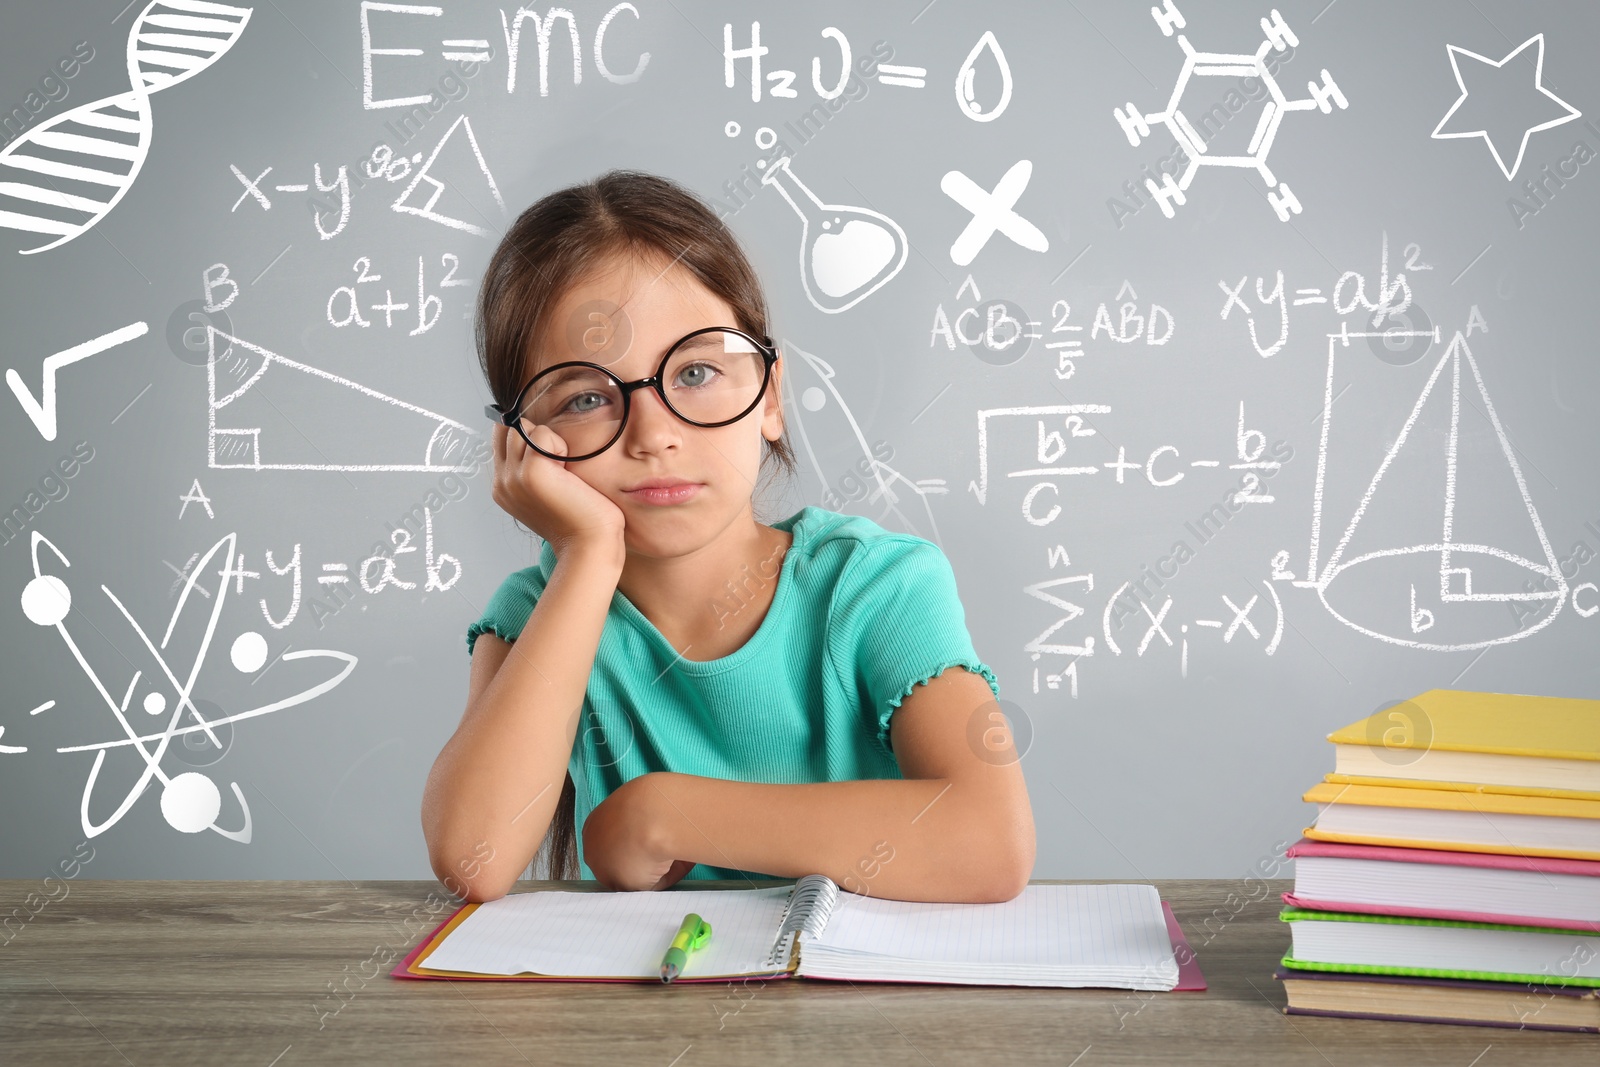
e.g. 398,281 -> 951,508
813,883 -> 1171,967
422,887 -> 794,977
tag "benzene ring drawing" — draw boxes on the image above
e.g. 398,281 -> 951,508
17,530 -> 356,842
1111,2 -> 1349,221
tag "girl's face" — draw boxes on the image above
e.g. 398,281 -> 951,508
524,251 -> 785,556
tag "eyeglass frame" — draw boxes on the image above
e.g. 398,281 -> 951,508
484,325 -> 780,461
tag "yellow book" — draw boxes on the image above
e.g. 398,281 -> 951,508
1302,781 -> 1600,861
1324,772 -> 1600,804
1327,690 -> 1600,794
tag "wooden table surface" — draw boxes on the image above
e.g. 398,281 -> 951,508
0,878 -> 1590,1065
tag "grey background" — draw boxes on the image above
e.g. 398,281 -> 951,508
2,0 -> 1596,884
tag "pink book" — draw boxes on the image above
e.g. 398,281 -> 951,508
1284,837 -> 1600,932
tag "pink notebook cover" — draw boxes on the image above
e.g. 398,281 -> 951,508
1284,837 -> 1600,932
391,899 -> 1207,991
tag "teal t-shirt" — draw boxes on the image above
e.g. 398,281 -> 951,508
465,505 -> 1001,882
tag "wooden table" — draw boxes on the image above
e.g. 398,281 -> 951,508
0,879 -> 1589,1065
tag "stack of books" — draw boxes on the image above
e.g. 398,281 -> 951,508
1276,689 -> 1600,1032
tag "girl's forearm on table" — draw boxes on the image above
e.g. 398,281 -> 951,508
639,773 -> 1034,903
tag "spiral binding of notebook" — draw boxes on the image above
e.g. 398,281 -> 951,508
762,874 -> 839,969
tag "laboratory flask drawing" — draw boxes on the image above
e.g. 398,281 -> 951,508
1297,330 -> 1567,650
207,325 -> 479,472
781,339 -> 948,546
759,156 -> 908,314
16,531 -> 357,842
0,0 -> 254,254
1111,2 -> 1348,221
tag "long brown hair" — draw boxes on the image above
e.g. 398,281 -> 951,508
475,170 -> 798,879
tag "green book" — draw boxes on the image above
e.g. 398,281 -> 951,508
1279,907 -> 1600,987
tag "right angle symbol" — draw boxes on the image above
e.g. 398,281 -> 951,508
1112,2 -> 1349,221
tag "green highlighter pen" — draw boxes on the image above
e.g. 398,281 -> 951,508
659,912 -> 712,983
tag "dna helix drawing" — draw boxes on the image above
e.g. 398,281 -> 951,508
0,0 -> 252,255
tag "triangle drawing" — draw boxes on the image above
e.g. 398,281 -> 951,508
391,114 -> 506,238
206,326 -> 479,472
1315,331 -> 1566,650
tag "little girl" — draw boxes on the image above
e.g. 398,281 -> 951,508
421,170 -> 1035,902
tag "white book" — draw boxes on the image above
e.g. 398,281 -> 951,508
1290,850 -> 1600,927
1284,912 -> 1600,984
1311,801 -> 1600,856
402,877 -> 1182,990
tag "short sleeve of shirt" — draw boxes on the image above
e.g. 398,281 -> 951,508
825,537 -> 1001,757
465,566 -> 547,654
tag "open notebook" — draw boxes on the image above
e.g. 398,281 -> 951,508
393,876 -> 1205,990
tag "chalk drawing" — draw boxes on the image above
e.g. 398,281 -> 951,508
1099,580 -> 1283,678
1088,281 -> 1175,347
955,31 -> 1012,122
1218,234 -> 1427,360
7,322 -> 149,441
1024,549 -> 1096,666
391,114 -> 506,237
1431,34 -> 1581,181
230,159 -> 353,239
362,2 -> 445,108
968,405 -> 1113,508
928,277 -> 1044,365
177,478 -> 214,519
1027,551 -> 1090,695
723,22 -> 862,102
326,252 -> 470,334
501,3 -> 648,92
877,62 -> 927,89
722,21 -> 1004,110
361,2 -> 647,105
251,515 -> 462,631
759,155 -> 907,313
968,399 -> 1268,521
0,1 -> 253,254
781,340 -> 946,546
18,531 -> 356,841
1112,2 -> 1347,220
1296,329 -> 1566,650
941,159 -> 1049,266
205,326 -> 479,472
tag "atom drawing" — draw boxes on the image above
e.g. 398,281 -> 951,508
14,529 -> 356,843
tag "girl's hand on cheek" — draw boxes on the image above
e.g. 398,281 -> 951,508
582,774 -> 695,891
491,422 -> 627,557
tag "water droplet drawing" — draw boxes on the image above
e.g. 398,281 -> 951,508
955,30 -> 1013,122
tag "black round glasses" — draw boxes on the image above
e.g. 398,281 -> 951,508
485,326 -> 779,461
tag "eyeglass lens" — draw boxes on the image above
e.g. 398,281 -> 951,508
514,329 -> 766,458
